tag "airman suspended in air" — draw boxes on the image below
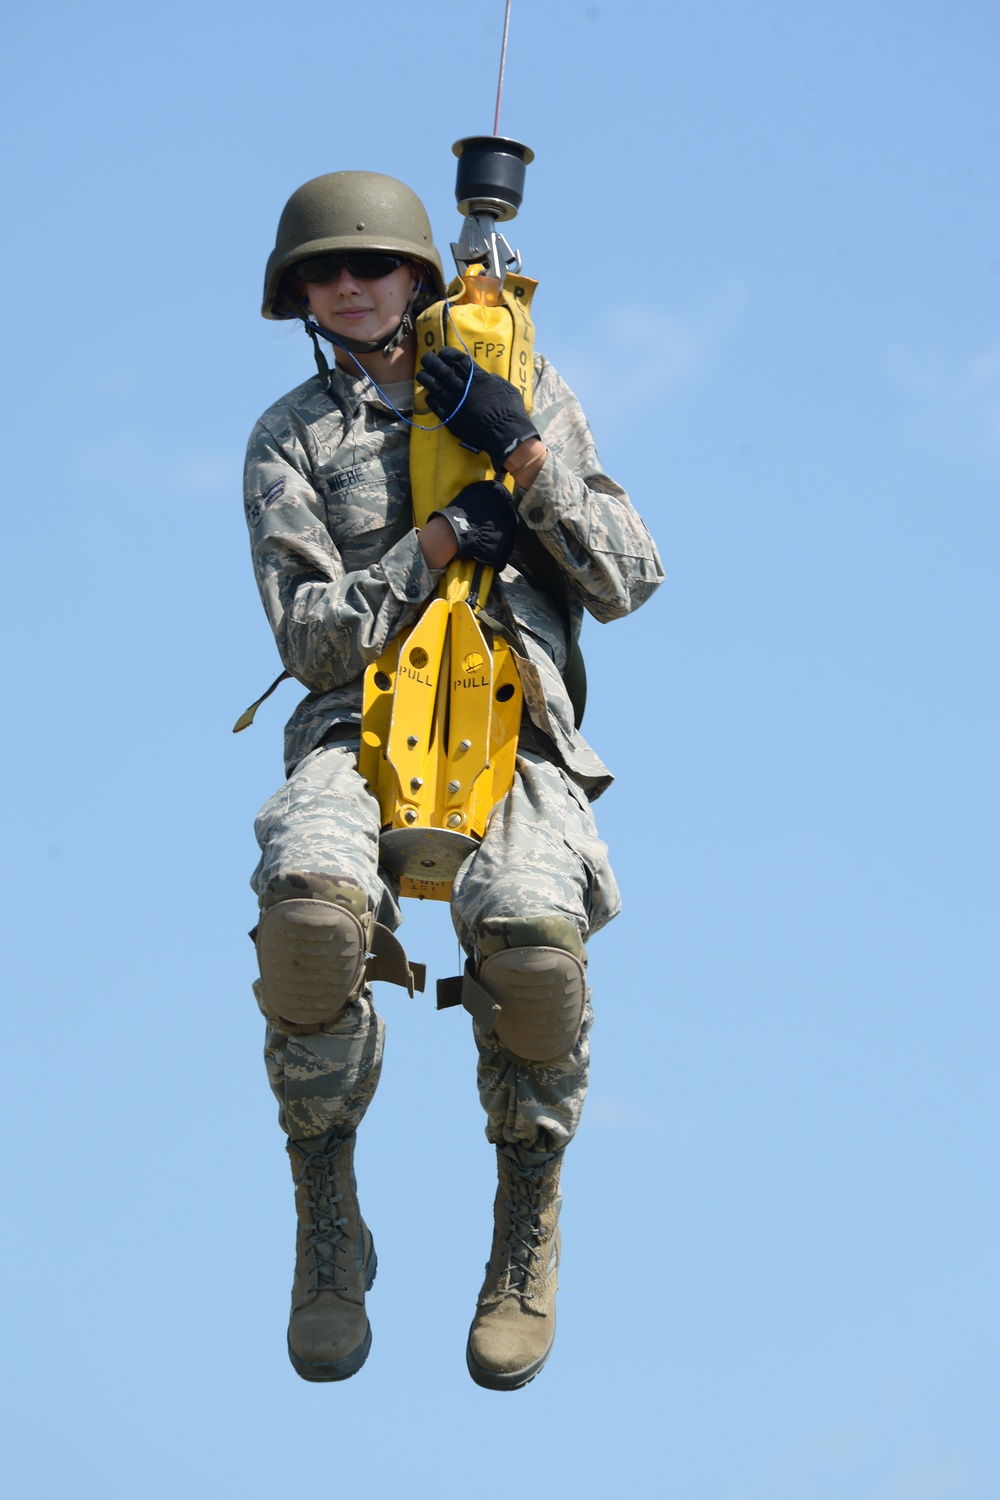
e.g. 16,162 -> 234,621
241,156 -> 663,1389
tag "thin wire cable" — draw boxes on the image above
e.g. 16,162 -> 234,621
304,302 -> 475,429
493,0 -> 513,135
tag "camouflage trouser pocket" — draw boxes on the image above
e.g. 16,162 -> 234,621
250,739 -> 399,927
449,749 -> 620,955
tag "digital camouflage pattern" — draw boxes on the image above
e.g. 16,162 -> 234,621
259,870 -> 371,915
252,739 -> 615,1151
264,991 -> 384,1142
473,1001 -> 593,1155
246,348 -> 662,1151
252,742 -> 621,945
262,986 -> 590,1153
244,354 -> 664,789
252,743 -> 398,925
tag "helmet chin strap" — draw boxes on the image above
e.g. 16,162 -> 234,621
301,283 -> 429,389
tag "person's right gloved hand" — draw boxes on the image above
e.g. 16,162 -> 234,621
429,479 -> 517,569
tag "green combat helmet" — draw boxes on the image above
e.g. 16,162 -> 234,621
262,171 -> 446,362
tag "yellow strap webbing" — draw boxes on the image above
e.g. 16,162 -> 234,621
358,271 -> 537,901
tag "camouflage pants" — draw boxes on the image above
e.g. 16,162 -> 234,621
251,737 -> 620,1153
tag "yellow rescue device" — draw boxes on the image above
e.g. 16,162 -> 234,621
358,268 -> 537,901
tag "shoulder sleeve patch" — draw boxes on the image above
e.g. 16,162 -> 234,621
245,477 -> 286,527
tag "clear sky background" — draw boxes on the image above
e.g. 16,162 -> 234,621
1,2 -> 996,1496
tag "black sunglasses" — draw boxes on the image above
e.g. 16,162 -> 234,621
293,253 -> 406,284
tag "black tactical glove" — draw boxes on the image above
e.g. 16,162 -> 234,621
417,347 -> 540,472
430,480 -> 518,570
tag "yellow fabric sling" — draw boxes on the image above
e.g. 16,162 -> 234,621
358,268 -> 537,901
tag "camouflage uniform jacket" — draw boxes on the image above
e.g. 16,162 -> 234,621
244,354 -> 664,793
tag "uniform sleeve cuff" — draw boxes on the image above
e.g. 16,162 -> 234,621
380,529 -> 444,603
514,451 -> 560,530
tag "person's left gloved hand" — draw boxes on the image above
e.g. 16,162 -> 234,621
417,347 -> 539,472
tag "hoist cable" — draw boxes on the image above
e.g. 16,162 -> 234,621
493,0 -> 513,135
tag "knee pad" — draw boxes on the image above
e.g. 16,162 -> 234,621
256,873 -> 369,1029
254,872 -> 426,1029
478,944 -> 587,1063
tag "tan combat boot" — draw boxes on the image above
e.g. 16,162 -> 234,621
466,1144 -> 564,1390
285,1130 -> 376,1381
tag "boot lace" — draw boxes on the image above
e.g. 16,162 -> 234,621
499,1151 -> 551,1300
294,1136 -> 350,1293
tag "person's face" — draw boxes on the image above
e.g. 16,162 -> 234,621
300,259 -> 418,345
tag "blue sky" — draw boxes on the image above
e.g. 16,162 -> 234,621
1,2 -> 997,1496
